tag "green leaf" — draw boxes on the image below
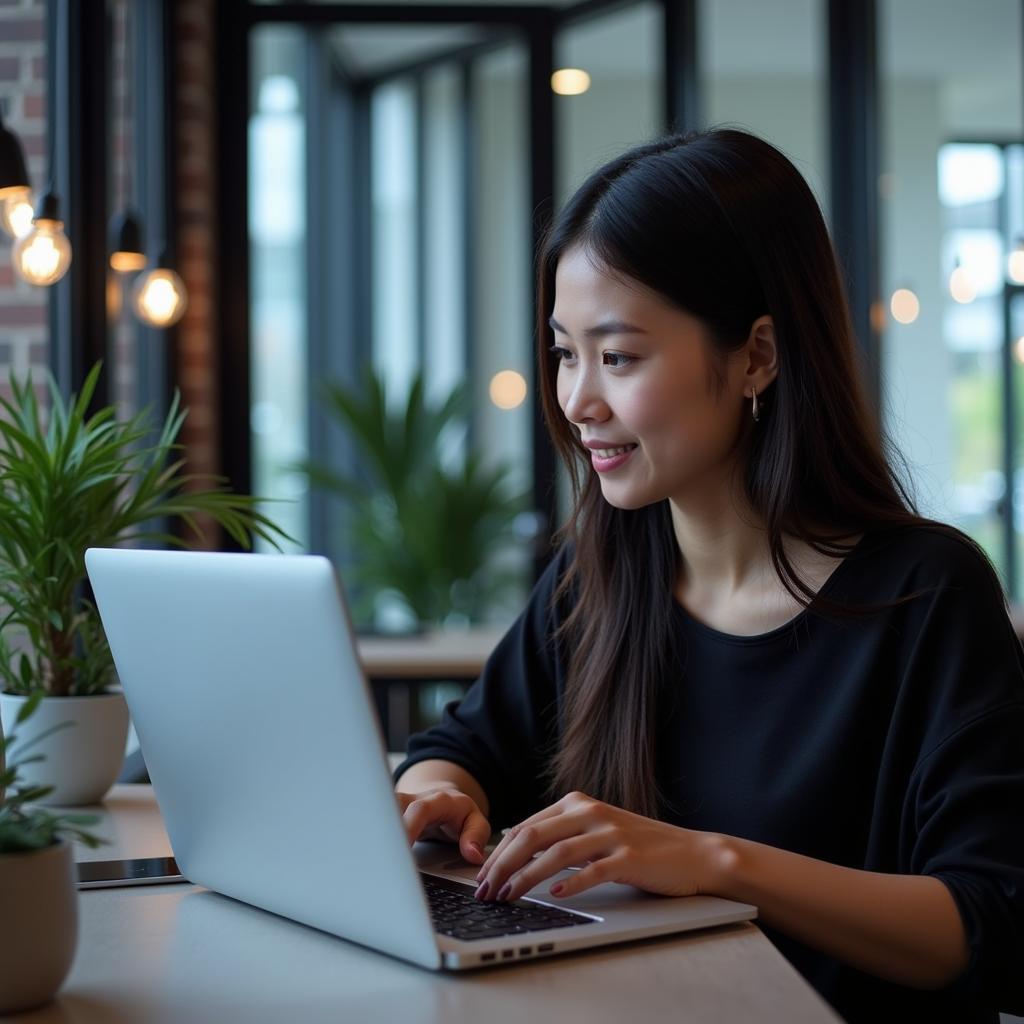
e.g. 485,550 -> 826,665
17,654 -> 34,690
11,784 -> 55,803
0,360 -> 293,700
14,689 -> 43,724
302,365 -> 530,625
58,813 -> 102,826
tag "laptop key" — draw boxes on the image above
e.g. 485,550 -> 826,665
422,873 -> 596,940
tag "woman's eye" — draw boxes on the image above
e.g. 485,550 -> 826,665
603,352 -> 633,368
548,345 -> 633,368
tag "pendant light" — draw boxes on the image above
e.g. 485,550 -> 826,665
0,100 -> 33,239
119,0 -> 186,330
131,246 -> 187,327
109,1 -> 145,273
948,252 -> 975,305
13,0 -> 71,287
110,206 -> 146,272
12,191 -> 72,286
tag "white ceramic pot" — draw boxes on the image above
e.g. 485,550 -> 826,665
0,691 -> 129,806
0,839 -> 78,1013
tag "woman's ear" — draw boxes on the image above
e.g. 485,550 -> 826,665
745,315 -> 778,392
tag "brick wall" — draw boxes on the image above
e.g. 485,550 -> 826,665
173,0 -> 221,546
0,0 -> 48,396
0,0 -> 225,546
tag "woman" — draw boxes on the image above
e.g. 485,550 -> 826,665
391,127 -> 1024,1022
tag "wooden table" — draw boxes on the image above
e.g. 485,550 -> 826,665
358,628 -> 506,751
11,765 -> 844,1024
357,628 -> 507,679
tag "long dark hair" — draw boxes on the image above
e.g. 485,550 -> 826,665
533,126 -> 1006,821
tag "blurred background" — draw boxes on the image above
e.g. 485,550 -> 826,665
1,0 -> 1023,748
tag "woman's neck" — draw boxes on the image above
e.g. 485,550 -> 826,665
668,485 -> 862,635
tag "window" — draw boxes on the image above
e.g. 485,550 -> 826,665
879,0 -> 1024,594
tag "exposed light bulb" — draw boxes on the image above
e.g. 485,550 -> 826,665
551,68 -> 591,96
1008,238 -> 1024,285
0,186 -> 33,238
949,258 -> 975,304
890,287 -> 920,324
13,217 -> 72,286
131,266 -> 187,327
0,112 -> 32,237
489,369 -> 528,410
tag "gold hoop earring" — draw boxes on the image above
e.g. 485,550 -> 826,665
751,385 -> 760,422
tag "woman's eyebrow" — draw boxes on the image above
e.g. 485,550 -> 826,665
548,315 -> 647,338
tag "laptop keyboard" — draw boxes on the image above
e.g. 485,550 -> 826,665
421,872 -> 598,942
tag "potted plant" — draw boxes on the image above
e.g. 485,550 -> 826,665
300,366 -> 532,632
0,691 -> 105,1013
0,362 -> 291,806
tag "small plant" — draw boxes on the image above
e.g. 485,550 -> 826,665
301,366 -> 531,627
0,361 -> 293,697
0,692 -> 104,853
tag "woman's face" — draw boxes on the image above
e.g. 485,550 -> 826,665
551,244 -> 753,510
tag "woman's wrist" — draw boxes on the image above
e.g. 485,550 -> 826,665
695,830 -> 743,897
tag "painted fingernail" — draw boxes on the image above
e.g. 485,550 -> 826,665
474,879 -> 490,900
497,880 -> 512,901
469,841 -> 483,859
551,883 -> 564,896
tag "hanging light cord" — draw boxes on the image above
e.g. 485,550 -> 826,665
121,0 -> 134,211
45,0 -> 66,207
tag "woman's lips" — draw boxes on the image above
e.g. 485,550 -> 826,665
591,444 -> 637,472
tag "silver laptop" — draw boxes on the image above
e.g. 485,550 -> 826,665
84,547 -> 757,971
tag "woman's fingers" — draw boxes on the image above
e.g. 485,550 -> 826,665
475,808 -> 595,901
400,788 -> 490,861
495,832 -> 613,902
459,809 -> 491,863
474,802 -> 566,882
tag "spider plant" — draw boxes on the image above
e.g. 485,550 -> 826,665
0,361 -> 292,697
0,692 -> 103,851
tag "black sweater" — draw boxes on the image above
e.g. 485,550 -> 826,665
391,524 -> 1024,1022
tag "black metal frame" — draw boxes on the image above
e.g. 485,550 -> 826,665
525,11 -> 558,578
49,0 -> 1024,749
216,1 -> 254,513
46,0 -> 909,598
216,0 -> 670,577
828,0 -> 881,409
41,0 -> 179,785
663,0 -> 698,132
48,0 -> 108,406
131,0 -> 177,430
47,0 -> 177,417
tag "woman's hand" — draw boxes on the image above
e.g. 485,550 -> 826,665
396,785 -> 491,866
472,790 -> 724,903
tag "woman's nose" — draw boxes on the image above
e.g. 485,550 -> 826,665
561,370 -> 609,425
